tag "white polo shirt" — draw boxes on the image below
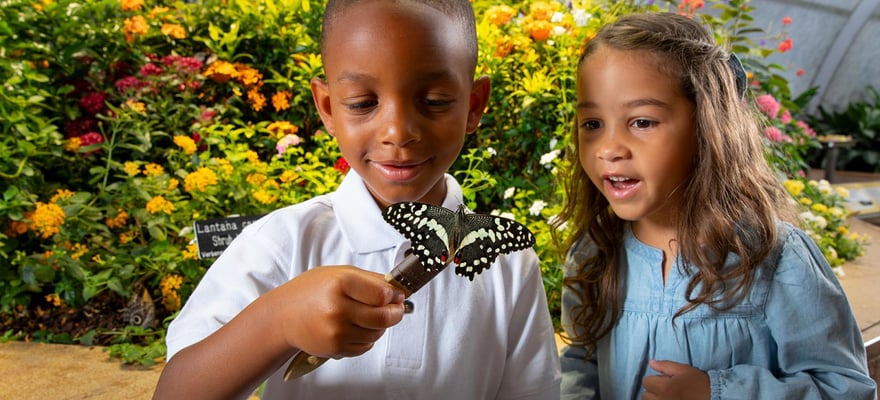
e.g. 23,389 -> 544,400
166,171 -> 561,399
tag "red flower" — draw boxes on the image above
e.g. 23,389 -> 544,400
796,69 -> 806,77
778,38 -> 793,53
334,157 -> 350,174
79,92 -> 108,114
782,16 -> 792,25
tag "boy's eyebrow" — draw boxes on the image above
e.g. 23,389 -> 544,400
334,70 -> 459,85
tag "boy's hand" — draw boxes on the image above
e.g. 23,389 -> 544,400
642,360 -> 710,400
269,266 -> 406,359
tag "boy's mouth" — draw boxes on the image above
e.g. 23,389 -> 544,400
373,160 -> 426,181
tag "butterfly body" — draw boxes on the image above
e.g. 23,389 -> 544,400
382,202 -> 536,280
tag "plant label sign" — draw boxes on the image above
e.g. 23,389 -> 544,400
193,214 -> 265,259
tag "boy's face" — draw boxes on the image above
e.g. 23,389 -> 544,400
312,1 -> 489,209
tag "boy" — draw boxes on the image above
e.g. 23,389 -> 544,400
152,1 -> 562,399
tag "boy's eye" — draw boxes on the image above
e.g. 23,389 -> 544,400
422,98 -> 454,108
631,119 -> 656,129
344,100 -> 378,113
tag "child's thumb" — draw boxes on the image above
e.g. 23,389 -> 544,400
648,359 -> 684,376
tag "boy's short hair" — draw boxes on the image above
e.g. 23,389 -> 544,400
321,0 -> 478,70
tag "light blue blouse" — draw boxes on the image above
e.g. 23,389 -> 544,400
560,222 -> 877,399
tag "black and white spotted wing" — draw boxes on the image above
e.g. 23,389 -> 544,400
382,202 -> 536,281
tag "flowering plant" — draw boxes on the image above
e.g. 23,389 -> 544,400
783,179 -> 868,272
0,0 -> 865,364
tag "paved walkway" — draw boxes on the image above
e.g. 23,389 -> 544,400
1,219 -> 878,398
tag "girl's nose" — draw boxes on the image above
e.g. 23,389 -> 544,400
595,128 -> 629,162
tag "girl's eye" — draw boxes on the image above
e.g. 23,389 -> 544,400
631,119 -> 656,129
580,119 -> 602,130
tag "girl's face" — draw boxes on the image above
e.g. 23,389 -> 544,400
311,2 -> 487,209
575,47 -> 697,239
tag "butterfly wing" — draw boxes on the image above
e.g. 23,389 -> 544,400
452,213 -> 536,280
382,202 -> 455,272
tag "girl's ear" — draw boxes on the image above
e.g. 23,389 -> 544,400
465,75 -> 491,134
310,77 -> 335,136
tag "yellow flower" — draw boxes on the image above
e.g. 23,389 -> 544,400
267,121 -> 299,140
124,161 -> 140,176
65,137 -> 82,152
70,243 -> 88,260
146,195 -> 175,214
119,231 -> 136,244
246,173 -> 267,186
272,91 -> 292,112
173,135 -> 197,155
91,253 -> 104,265
799,197 -> 812,206
252,189 -> 277,205
50,189 -> 75,203
280,170 -> 299,183
168,178 -> 179,190
120,0 -> 143,12
161,23 -> 186,39
783,179 -> 804,197
835,186 -> 850,198
184,167 -> 218,193
30,202 -> 65,238
837,226 -> 849,235
160,274 -> 184,312
144,163 -> 164,176
486,5 -> 516,26
215,158 -> 234,177
125,99 -> 146,114
182,243 -> 199,261
528,1 -> 558,20
237,65 -> 263,87
245,150 -> 260,164
811,203 -> 828,214
45,293 -> 63,307
123,15 -> 149,43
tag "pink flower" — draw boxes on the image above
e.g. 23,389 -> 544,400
764,126 -> 783,142
139,63 -> 163,77
115,76 -> 147,94
275,134 -> 302,155
780,109 -> 792,124
796,69 -> 805,77
756,94 -> 781,118
797,120 -> 817,137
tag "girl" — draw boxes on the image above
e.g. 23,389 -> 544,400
557,12 -> 876,399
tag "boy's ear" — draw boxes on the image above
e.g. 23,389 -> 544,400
465,75 -> 491,134
310,77 -> 335,136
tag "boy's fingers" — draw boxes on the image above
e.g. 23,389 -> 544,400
340,270 -> 405,306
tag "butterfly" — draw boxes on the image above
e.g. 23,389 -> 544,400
382,202 -> 536,281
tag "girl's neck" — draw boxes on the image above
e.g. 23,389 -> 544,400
632,220 -> 678,283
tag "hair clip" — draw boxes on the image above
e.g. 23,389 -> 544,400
727,52 -> 747,99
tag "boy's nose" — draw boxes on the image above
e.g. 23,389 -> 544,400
380,104 -> 419,147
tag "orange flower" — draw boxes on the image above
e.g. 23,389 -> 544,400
120,0 -> 143,12
161,23 -> 186,40
528,2 -> 556,21
123,16 -> 149,43
527,20 -> 553,42
271,91 -> 292,112
486,5 -> 516,26
248,88 -> 266,112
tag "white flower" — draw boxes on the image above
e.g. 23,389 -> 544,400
529,200 -> 546,216
540,149 -> 560,166
552,26 -> 567,36
549,138 -> 558,149
572,9 -> 591,27
486,147 -> 497,157
503,187 -> 516,199
551,12 -> 564,23
832,266 -> 845,277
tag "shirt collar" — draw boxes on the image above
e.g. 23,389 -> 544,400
332,170 -> 465,254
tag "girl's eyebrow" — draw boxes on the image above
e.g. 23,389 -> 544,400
576,98 -> 671,110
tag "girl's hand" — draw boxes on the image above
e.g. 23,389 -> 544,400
642,359 -> 710,400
